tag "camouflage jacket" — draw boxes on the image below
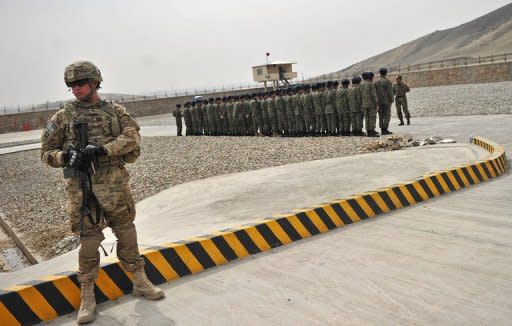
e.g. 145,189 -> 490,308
41,100 -> 141,168
347,86 -> 362,113
324,89 -> 336,114
360,81 -> 378,109
374,76 -> 394,106
393,82 -> 410,97
335,88 -> 349,114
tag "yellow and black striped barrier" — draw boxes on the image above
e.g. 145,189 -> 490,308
0,136 -> 508,325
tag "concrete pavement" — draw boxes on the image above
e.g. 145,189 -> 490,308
1,114 -> 511,325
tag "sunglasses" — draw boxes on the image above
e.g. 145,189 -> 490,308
66,79 -> 89,88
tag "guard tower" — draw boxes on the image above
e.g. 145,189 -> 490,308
252,54 -> 298,89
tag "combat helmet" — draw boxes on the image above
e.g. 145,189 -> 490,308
64,61 -> 103,86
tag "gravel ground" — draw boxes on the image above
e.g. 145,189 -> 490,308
0,136 -> 393,260
406,81 -> 512,117
1,80 -> 511,265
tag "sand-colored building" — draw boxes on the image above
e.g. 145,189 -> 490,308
252,61 -> 298,89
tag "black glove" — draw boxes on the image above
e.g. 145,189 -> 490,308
63,149 -> 83,167
83,144 -> 107,158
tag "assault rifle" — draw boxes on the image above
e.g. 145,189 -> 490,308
63,121 -> 102,234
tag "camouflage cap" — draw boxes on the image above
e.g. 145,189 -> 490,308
64,61 -> 103,84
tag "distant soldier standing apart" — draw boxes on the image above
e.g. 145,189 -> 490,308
41,61 -> 164,324
173,103 -> 183,136
393,75 -> 411,125
374,68 -> 394,135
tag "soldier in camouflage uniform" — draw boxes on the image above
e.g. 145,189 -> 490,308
393,75 -> 411,125
260,93 -> 270,136
41,61 -> 163,324
312,84 -> 325,136
293,86 -> 305,136
172,103 -> 183,136
324,81 -> 337,136
249,94 -> 262,136
336,79 -> 351,136
360,72 -> 379,137
198,100 -> 206,136
348,77 -> 364,136
267,92 -> 279,136
183,101 -> 192,136
283,89 -> 294,136
225,96 -> 235,136
374,68 -> 394,135
275,90 -> 287,136
301,85 -> 315,136
190,102 -> 199,135
206,98 -> 217,136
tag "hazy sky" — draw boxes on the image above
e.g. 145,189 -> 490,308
0,0 -> 510,107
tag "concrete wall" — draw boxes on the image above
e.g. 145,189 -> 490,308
389,62 -> 512,87
0,87 -> 264,133
1,62 -> 511,134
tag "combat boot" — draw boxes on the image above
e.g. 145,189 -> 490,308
398,119 -> 404,126
407,118 -> 410,125
132,266 -> 165,300
367,130 -> 380,137
77,281 -> 96,324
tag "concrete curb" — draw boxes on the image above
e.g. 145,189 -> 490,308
0,136 -> 508,325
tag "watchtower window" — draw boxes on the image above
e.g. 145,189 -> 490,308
256,68 -> 263,75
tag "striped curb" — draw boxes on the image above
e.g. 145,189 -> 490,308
0,136 -> 508,325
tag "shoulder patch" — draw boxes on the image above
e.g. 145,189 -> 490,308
45,121 -> 58,133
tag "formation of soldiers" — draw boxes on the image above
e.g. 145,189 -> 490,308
173,68 -> 411,138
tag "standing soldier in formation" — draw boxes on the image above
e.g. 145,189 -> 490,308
198,100 -> 206,135
183,101 -> 192,136
312,84 -> 325,136
302,85 -> 315,136
293,87 -> 305,137
275,90 -> 287,136
267,91 -> 279,136
374,68 -> 394,135
260,93 -> 271,136
41,61 -> 164,324
360,72 -> 379,137
324,81 -> 337,136
393,75 -> 411,125
348,76 -> 364,136
190,102 -> 199,135
206,98 -> 217,136
283,90 -> 294,136
218,97 -> 229,135
173,103 -> 183,136
249,94 -> 262,136
226,96 -> 235,135
336,79 -> 351,136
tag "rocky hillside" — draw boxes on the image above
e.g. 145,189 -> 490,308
333,3 -> 512,77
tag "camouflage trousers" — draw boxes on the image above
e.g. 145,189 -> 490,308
378,103 -> 392,129
395,97 -> 410,121
303,114 -> 314,134
363,107 -> 377,131
325,113 -> 336,134
66,165 -> 142,276
315,113 -> 326,133
277,111 -> 288,134
286,114 -> 295,134
175,119 -> 182,136
338,111 -> 351,133
351,112 -> 364,131
269,115 -> 278,134
218,117 -> 229,135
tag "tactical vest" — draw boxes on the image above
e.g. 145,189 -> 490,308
62,101 -> 140,166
